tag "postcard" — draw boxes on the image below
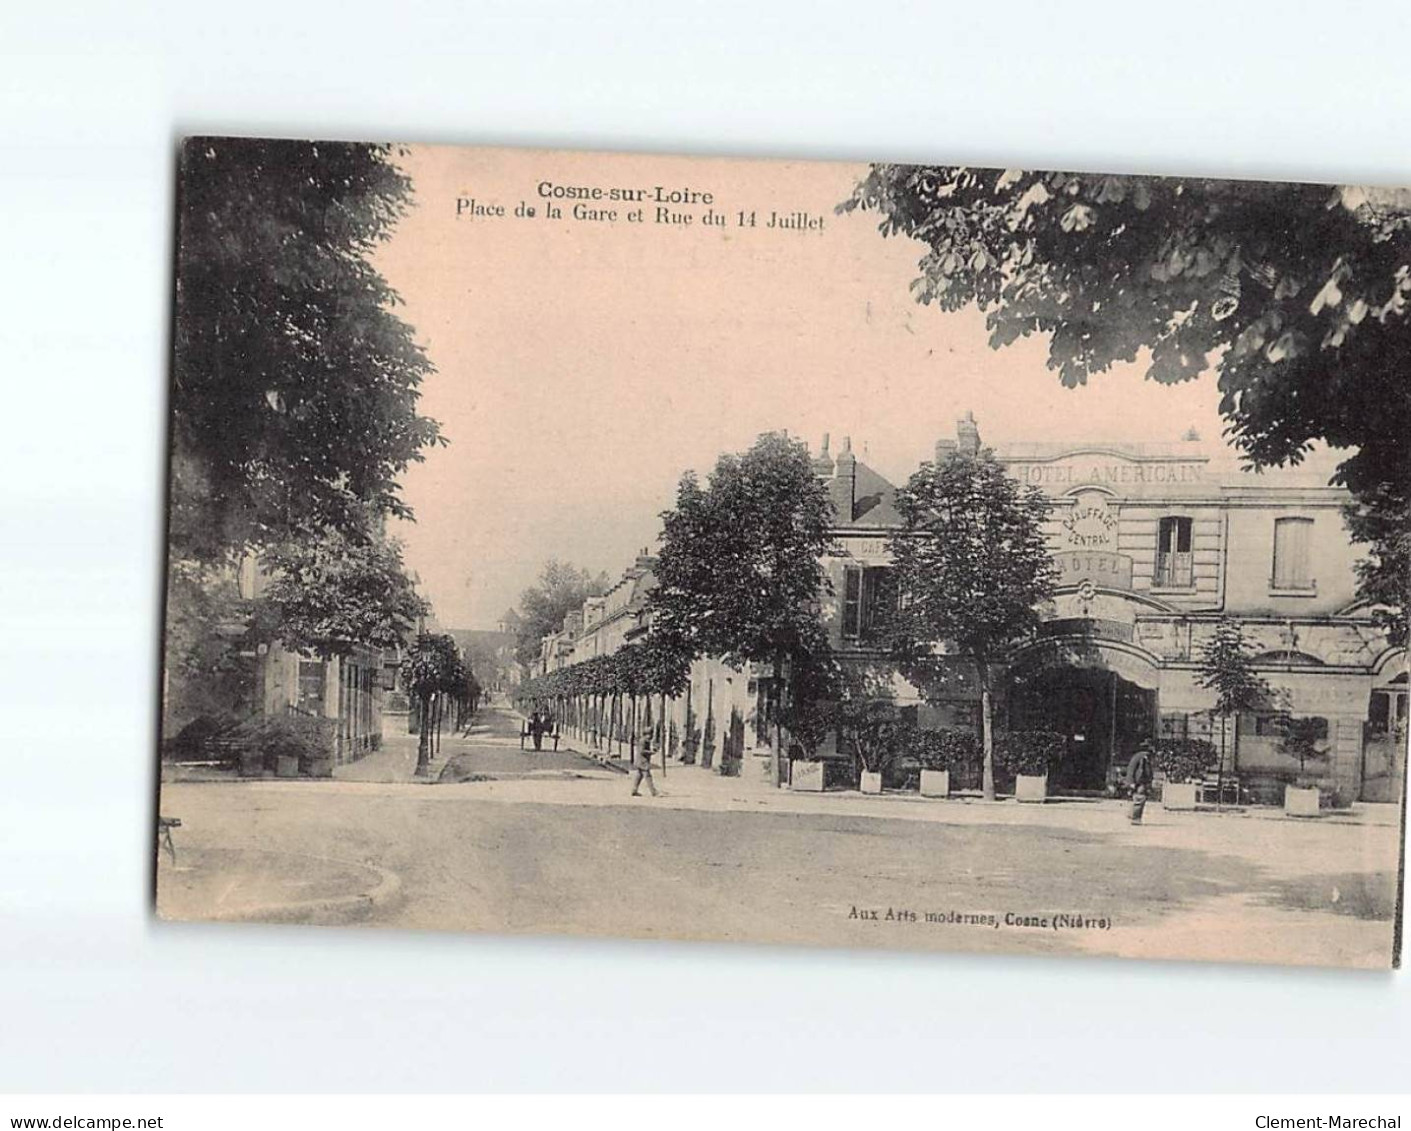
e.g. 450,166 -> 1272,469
157,138 -> 1407,968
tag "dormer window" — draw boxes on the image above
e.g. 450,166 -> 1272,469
1272,517 -> 1316,592
1154,517 -> 1193,589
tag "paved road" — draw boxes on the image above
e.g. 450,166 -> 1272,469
157,767 -> 1401,968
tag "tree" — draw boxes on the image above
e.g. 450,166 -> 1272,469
845,166 -> 1411,631
649,432 -> 837,786
512,561 -> 609,668
1195,618 -> 1276,802
164,139 -> 445,733
401,633 -> 462,776
260,524 -> 428,658
883,449 -> 1057,800
171,137 -> 443,564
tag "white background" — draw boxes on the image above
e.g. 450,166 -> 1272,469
1,0 -> 1408,1094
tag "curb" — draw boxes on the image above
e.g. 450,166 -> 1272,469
173,852 -> 404,927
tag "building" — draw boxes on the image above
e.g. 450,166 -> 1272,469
533,417 -> 1405,804
232,555 -> 391,763
818,415 -> 1406,804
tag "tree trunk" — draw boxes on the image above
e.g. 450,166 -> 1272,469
979,659 -> 996,802
770,651 -> 785,788
415,693 -> 431,777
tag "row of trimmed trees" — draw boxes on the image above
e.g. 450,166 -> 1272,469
402,633 -> 482,777
516,638 -> 690,765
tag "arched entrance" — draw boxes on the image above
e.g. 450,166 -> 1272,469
1008,639 -> 1162,793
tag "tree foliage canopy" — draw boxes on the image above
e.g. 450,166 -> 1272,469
172,137 -> 443,563
512,560 -> 610,667
260,524 -> 428,657
649,432 -> 837,670
1195,618 -> 1276,718
884,450 -> 1057,671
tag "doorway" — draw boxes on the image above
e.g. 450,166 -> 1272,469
1009,667 -> 1157,792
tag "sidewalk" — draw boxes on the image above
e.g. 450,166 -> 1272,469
333,728 -> 454,783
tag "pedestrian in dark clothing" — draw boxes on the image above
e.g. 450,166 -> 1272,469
630,735 -> 660,798
1127,742 -> 1155,824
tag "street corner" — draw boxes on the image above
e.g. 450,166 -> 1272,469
155,846 -> 403,927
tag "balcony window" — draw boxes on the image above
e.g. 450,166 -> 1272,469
1154,516 -> 1193,588
1272,517 -> 1315,591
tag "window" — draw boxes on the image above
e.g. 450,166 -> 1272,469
1154,516 -> 1193,588
297,660 -> 326,715
841,566 -> 896,640
842,567 -> 862,638
1369,690 -> 1408,736
1272,517 -> 1315,590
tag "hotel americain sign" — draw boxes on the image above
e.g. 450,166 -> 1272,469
1010,455 -> 1205,489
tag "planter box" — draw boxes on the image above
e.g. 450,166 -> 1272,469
1162,781 -> 1198,811
919,769 -> 951,798
275,753 -> 300,778
790,760 -> 825,792
859,770 -> 883,795
1015,773 -> 1048,803
305,754 -> 335,779
1284,784 -> 1323,818
238,749 -> 265,777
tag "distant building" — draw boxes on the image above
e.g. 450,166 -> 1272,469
448,627 -> 521,694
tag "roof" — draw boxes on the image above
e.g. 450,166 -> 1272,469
849,460 -> 903,526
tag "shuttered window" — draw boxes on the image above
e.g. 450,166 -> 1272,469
842,567 -> 862,638
1272,517 -> 1314,590
1155,517 -> 1193,588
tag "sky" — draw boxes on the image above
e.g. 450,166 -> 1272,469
372,144 -> 1306,631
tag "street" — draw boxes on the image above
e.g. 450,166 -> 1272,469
156,706 -> 1402,969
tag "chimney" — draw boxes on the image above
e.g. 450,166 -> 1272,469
830,435 -> 857,522
812,432 -> 835,477
956,410 -> 981,457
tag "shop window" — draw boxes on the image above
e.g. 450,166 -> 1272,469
1272,517 -> 1315,590
296,660 -> 326,715
1154,517 -> 1193,588
1369,689 -> 1408,736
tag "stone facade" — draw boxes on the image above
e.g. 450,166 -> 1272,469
816,416 -> 1406,804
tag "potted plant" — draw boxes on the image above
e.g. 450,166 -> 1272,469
996,731 -> 1064,802
1153,738 -> 1217,810
790,755 -> 827,792
834,697 -> 902,795
915,728 -> 978,798
1279,716 -> 1330,817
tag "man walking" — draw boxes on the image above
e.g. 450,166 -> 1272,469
1126,741 -> 1155,825
630,734 -> 661,798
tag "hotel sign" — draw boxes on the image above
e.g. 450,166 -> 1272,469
1012,457 -> 1205,489
1053,550 -> 1133,591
